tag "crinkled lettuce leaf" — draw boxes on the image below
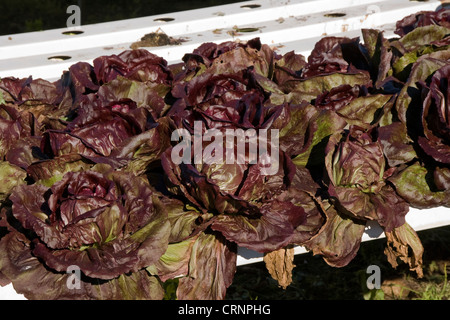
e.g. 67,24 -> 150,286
325,127 -> 408,231
176,232 -> 237,300
8,167 -> 170,281
389,162 -> 450,208
0,231 -> 164,300
0,161 -> 27,203
303,200 -> 366,268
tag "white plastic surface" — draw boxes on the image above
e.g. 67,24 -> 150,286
0,0 -> 445,81
0,0 -> 449,299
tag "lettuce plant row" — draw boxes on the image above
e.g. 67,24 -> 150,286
0,8 -> 449,299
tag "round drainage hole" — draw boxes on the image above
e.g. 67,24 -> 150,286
62,30 -> 84,35
48,55 -> 72,61
154,17 -> 175,22
240,4 -> 261,9
235,27 -> 259,33
324,13 -> 346,18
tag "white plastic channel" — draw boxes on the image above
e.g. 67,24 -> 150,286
0,0 -> 445,80
0,0 -> 449,299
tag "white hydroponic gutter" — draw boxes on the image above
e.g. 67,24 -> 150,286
0,0 -> 449,299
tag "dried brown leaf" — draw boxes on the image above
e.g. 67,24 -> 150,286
384,222 -> 424,278
263,246 -> 295,289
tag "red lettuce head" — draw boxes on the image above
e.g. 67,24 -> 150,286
93,49 -> 173,84
0,104 -> 44,171
9,166 -> 170,280
41,98 -> 156,159
0,164 -> 171,299
0,105 -> 37,159
418,64 -> 450,164
301,36 -> 369,78
325,126 -> 409,232
395,8 -> 450,37
161,93 -> 322,254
